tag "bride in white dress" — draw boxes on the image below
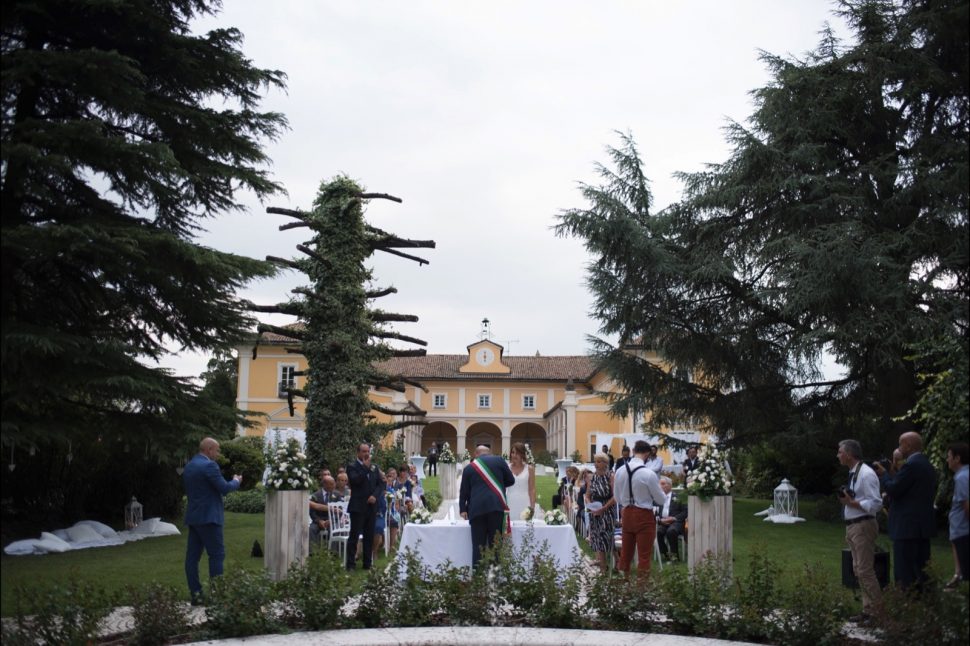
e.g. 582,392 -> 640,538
506,442 -> 536,520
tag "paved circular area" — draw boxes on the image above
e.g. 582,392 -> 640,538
189,627 -> 759,645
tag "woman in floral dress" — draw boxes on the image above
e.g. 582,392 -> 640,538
586,452 -> 617,573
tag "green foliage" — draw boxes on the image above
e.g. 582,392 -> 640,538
533,449 -> 558,467
570,450 -> 582,463
277,550 -> 352,630
770,563 -> 847,646
730,548 -> 781,642
223,487 -> 266,513
126,582 -> 189,646
3,577 -> 116,646
430,564 -> 492,626
205,566 -> 279,638
657,555 -> 734,636
423,489 -> 442,513
218,438 -> 265,491
389,548 -> 438,627
1,0 -> 285,516
373,441 -> 407,473
876,578 -> 970,645
352,559 -> 398,628
556,0 -> 968,450
585,573 -> 664,632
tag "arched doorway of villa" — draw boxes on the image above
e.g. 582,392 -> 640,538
466,422 -> 501,454
511,422 -> 548,455
421,421 -> 457,454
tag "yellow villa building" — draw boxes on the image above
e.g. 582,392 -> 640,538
235,331 -> 706,466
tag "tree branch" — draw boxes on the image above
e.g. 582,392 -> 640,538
279,221 -> 309,231
370,311 -> 419,323
371,403 -> 415,416
266,255 -> 305,272
371,237 -> 437,250
258,323 -> 305,340
371,330 -> 427,346
365,286 -> 398,299
358,192 -> 403,203
296,244 -> 332,268
375,247 -> 429,265
380,419 -> 431,431
267,207 -> 310,220
390,349 -> 427,358
245,301 -> 304,316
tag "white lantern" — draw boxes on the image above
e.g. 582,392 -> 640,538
125,496 -> 143,529
773,478 -> 798,518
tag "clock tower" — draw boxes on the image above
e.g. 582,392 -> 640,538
459,339 -> 511,374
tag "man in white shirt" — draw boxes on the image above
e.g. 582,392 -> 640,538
614,440 -> 666,580
837,439 -> 883,625
645,445 -> 664,475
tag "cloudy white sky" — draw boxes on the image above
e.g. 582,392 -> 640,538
165,1 -> 853,378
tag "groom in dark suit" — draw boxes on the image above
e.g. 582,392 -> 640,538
183,437 -> 241,604
345,443 -> 384,570
874,431 -> 937,590
459,445 -> 516,568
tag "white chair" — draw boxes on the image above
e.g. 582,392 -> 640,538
327,501 -> 350,562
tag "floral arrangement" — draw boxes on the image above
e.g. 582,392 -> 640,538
438,442 -> 456,463
685,444 -> 733,500
459,449 -> 471,463
410,507 -> 433,524
544,509 -> 567,525
524,444 -> 535,466
264,435 -> 312,491
520,506 -> 535,521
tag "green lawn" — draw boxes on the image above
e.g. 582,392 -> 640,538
1,474 -> 957,616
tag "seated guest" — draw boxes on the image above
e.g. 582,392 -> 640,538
335,472 -> 350,500
309,473 -> 337,549
656,475 -> 687,560
645,445 -> 664,475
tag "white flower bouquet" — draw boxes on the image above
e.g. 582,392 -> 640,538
264,435 -> 312,491
685,444 -> 733,501
544,509 -> 567,525
459,449 -> 471,463
438,442 -> 456,464
524,444 -> 535,466
520,506 -> 535,521
410,507 -> 433,524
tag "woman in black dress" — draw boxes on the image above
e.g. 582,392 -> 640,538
585,453 -> 617,573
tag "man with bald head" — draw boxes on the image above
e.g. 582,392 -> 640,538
309,472 -> 338,550
460,444 -> 516,568
183,437 -> 242,605
345,443 -> 384,570
874,431 -> 937,590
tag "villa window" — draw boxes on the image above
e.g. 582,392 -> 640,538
278,363 -> 298,398
432,393 -> 447,409
477,393 -> 491,409
522,394 -> 536,410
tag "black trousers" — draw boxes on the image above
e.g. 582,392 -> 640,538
893,537 -> 931,590
657,521 -> 684,557
953,534 -> 969,581
470,510 -> 505,568
347,505 -> 377,569
427,458 -> 437,476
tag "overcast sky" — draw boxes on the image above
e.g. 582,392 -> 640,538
164,1 -> 852,379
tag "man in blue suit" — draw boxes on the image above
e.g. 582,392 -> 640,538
459,445 -> 515,568
183,437 -> 241,604
874,431 -> 937,590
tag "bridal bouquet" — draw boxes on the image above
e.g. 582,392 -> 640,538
520,506 -> 535,521
410,508 -> 433,524
524,444 -> 536,466
264,435 -> 312,491
544,509 -> 567,525
685,444 -> 733,501
439,442 -> 456,464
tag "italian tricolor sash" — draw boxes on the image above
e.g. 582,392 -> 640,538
470,457 -> 511,534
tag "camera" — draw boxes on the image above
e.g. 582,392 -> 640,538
874,458 -> 892,471
838,485 -> 854,499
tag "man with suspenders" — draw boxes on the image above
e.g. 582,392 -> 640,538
614,439 -> 666,580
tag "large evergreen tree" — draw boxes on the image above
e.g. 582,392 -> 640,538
1,1 -> 287,462
557,0 -> 968,454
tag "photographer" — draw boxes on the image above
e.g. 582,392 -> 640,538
837,439 -> 883,625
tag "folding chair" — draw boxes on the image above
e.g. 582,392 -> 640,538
327,501 -> 350,563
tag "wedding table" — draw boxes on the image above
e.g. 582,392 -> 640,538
397,519 -> 581,571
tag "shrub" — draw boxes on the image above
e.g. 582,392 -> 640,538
390,547 -> 438,627
218,438 -> 266,490
276,549 -> 352,630
533,449 -> 557,467
875,578 -> 969,645
772,562 -> 847,646
126,582 -> 189,645
431,564 -> 492,626
423,489 -> 442,513
729,548 -> 781,642
656,555 -> 733,636
373,442 -> 407,474
2,577 -> 116,646
352,561 -> 398,628
224,487 -> 266,513
585,571 -> 664,632
205,566 -> 278,638
812,495 -> 842,523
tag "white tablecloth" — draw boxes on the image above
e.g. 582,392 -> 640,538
397,520 -> 581,571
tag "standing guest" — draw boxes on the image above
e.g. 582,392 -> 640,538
459,445 -> 515,568
183,437 -> 242,605
576,469 -> 592,536
585,453 -> 618,573
614,440 -> 665,581
836,439 -> 883,624
945,442 -> 969,587
601,444 -> 615,470
873,432 -> 937,590
656,476 -> 688,561
614,446 -> 631,471
427,442 -> 439,477
682,446 -> 700,477
345,443 -> 384,571
645,445 -> 664,476
372,476 -> 389,561
385,468 -> 402,549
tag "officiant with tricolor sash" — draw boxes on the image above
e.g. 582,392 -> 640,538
459,444 -> 516,568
